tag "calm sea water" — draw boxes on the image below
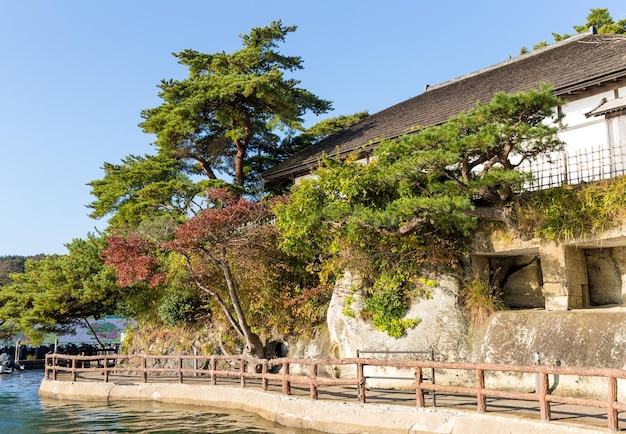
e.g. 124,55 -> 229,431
0,370 -> 320,433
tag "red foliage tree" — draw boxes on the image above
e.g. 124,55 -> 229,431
103,189 -> 327,358
104,234 -> 164,288
165,189 -> 274,358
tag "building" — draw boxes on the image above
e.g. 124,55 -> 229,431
262,29 -> 626,189
262,29 -> 626,312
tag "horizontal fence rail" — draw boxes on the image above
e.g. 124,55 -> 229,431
356,349 -> 436,405
44,353 -> 626,431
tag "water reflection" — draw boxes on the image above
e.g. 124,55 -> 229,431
1,371 -> 320,433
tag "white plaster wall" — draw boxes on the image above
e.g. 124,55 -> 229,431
293,173 -> 318,184
562,90 -> 615,126
558,85 -> 626,153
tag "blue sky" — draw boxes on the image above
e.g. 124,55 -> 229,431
1,1 -> 625,256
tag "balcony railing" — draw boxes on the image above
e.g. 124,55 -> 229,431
521,142 -> 626,191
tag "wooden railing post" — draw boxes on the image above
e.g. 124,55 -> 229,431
141,355 -> 147,383
357,361 -> 366,403
44,354 -> 50,379
240,357 -> 246,388
104,356 -> 109,383
71,357 -> 77,382
608,376 -> 618,431
310,362 -> 318,400
476,368 -> 486,413
415,367 -> 425,407
429,351 -> 437,407
282,361 -> 291,395
539,372 -> 551,421
261,361 -> 268,391
178,355 -> 183,383
210,356 -> 216,385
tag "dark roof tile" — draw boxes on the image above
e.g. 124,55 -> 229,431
263,33 -> 626,182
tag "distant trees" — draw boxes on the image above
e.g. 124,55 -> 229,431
0,255 -> 43,286
0,235 -> 121,346
0,256 -> 26,279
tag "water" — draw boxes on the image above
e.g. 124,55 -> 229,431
0,371 -> 320,433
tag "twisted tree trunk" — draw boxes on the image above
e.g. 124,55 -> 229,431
218,246 -> 264,359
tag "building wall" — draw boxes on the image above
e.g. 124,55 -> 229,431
558,88 -> 621,152
292,86 -> 626,186
564,246 -> 590,309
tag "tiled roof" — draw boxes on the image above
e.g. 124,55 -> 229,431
262,32 -> 626,183
585,96 -> 626,117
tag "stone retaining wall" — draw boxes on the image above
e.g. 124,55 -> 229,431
39,379 -> 601,434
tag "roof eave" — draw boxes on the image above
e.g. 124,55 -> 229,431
555,69 -> 626,96
262,142 -> 379,183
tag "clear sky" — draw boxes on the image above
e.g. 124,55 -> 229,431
1,1 -> 625,256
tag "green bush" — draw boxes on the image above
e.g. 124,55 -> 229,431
460,275 -> 506,325
342,295 -> 357,318
157,292 -> 200,326
518,175 -> 626,242
361,272 -> 421,337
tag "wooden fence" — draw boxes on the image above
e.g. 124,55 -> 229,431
521,141 -> 626,191
44,353 -> 626,431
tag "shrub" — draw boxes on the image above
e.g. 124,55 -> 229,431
461,273 -> 506,326
157,292 -> 201,326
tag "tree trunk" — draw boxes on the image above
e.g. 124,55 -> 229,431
83,318 -> 105,349
184,255 -> 245,338
195,155 -> 218,180
234,147 -> 245,186
184,251 -> 264,359
233,123 -> 251,186
244,333 -> 265,360
465,206 -> 514,227
218,247 -> 265,359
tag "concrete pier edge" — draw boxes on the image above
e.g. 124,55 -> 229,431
39,379 -> 601,433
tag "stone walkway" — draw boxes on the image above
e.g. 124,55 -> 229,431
50,371 -> 624,432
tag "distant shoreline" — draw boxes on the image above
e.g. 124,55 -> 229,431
39,378 -> 599,434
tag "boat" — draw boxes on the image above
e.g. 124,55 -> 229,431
0,352 -> 24,374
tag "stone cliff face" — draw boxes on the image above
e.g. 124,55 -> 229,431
475,310 -> 626,369
317,269 -> 626,396
470,308 -> 626,397
315,224 -> 626,396
323,270 -> 469,379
